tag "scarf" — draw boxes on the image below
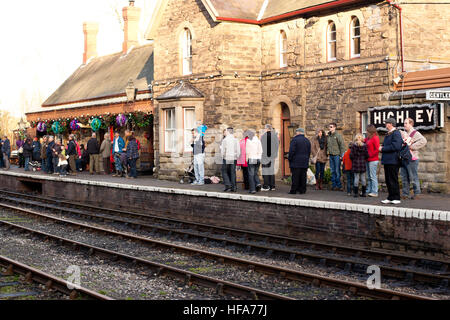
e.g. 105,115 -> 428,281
318,135 -> 326,150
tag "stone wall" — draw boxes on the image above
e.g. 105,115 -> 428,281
400,0 -> 450,71
2,173 -> 449,255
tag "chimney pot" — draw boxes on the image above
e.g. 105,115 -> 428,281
122,2 -> 141,54
83,22 -> 99,64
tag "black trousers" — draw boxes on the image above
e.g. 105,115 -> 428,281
262,161 -> 276,188
291,168 -> 307,194
241,166 -> 249,190
384,164 -> 400,201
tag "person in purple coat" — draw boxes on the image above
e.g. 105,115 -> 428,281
350,134 -> 369,197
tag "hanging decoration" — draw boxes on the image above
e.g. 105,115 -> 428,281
116,114 -> 128,127
51,121 -> 62,134
197,124 -> 207,136
70,119 -> 81,131
37,122 -> 47,133
90,118 -> 102,131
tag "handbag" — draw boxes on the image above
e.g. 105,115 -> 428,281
310,149 -> 320,165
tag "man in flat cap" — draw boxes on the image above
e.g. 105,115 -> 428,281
379,118 -> 403,204
288,128 -> 311,194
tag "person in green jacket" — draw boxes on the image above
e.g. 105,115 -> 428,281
327,122 -> 346,190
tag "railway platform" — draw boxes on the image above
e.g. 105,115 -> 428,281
1,167 -> 449,256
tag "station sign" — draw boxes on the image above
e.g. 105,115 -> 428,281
426,90 -> 450,101
368,103 -> 444,131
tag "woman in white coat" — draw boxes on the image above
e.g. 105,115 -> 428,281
246,130 -> 263,194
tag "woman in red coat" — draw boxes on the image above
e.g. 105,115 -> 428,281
365,125 -> 380,197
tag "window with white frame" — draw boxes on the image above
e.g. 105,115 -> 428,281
350,17 -> 361,58
184,108 -> 196,152
327,21 -> 337,62
181,28 -> 192,75
361,112 -> 368,137
280,30 -> 287,68
164,108 -> 176,152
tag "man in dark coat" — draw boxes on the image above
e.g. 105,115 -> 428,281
22,138 -> 33,171
260,124 -> 279,191
87,132 -> 100,174
46,136 -> 55,174
288,128 -> 311,194
126,135 -> 139,179
67,134 -> 78,175
379,118 -> 403,205
1,135 -> 11,170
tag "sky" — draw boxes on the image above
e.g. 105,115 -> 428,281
0,0 -> 157,118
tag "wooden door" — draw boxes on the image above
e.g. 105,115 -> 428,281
282,119 -> 291,177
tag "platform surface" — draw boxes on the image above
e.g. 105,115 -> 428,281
1,166 -> 449,221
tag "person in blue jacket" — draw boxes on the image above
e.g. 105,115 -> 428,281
379,118 -> 403,205
288,128 -> 311,195
112,131 -> 125,177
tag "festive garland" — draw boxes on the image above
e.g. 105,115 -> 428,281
30,112 -> 153,132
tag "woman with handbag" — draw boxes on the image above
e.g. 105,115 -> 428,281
310,129 -> 328,190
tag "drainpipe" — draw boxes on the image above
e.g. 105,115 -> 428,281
386,0 -> 404,73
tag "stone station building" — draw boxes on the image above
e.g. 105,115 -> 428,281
147,0 -> 450,192
24,0 -> 450,191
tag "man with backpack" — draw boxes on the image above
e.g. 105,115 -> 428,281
400,118 -> 427,200
379,118 -> 403,205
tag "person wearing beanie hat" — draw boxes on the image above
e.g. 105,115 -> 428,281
379,117 -> 403,204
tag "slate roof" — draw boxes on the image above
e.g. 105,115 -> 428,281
156,81 -> 204,101
209,0 -> 365,21
43,44 -> 154,107
209,0 -> 266,20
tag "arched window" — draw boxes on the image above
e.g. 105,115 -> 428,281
279,30 -> 287,68
181,28 -> 192,75
350,17 -> 361,58
327,21 -> 337,62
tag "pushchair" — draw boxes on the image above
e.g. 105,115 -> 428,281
29,161 -> 42,172
179,161 -> 195,184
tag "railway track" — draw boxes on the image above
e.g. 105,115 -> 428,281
0,190 -> 448,289
0,192 -> 438,300
0,255 -> 113,300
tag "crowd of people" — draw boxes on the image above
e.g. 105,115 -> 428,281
0,130 -> 141,179
1,116 -> 427,205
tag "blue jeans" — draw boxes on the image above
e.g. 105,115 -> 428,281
76,159 -> 82,171
24,157 -> 30,171
248,160 -> 261,192
113,153 -> 123,173
128,158 -> 137,178
41,158 -> 48,173
193,153 -> 205,184
345,171 -> 354,194
401,160 -> 420,196
47,155 -> 53,173
315,162 -> 325,180
329,155 -> 342,188
366,161 -> 379,195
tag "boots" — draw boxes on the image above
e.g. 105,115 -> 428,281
353,186 -> 359,198
319,179 -> 323,190
361,186 -> 367,197
315,180 -> 320,190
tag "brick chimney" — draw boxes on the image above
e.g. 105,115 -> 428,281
83,22 -> 99,64
122,0 -> 141,54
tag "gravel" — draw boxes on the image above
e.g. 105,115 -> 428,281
1,208 -> 362,300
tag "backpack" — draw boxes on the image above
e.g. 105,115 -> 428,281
398,143 -> 412,167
